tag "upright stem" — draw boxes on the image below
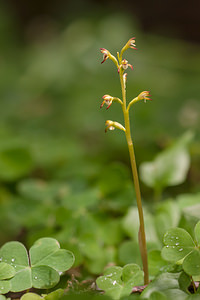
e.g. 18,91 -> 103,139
119,70 -> 149,285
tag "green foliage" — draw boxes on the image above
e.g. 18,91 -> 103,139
21,289 -> 64,300
162,221 -> 200,277
0,238 -> 74,293
140,131 -> 194,195
96,264 -> 143,300
141,272 -> 188,299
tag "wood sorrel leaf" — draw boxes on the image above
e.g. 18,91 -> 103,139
21,294 -> 43,300
161,228 -> 195,263
0,241 -> 29,272
148,250 -> 170,276
31,266 -> 60,289
96,264 -> 143,300
0,262 -> 15,280
30,237 -> 75,272
0,238 -> 74,292
178,271 -> 191,293
0,280 -> 12,295
182,249 -> 200,276
141,272 -> 187,299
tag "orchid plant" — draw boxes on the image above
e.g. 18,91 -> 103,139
100,38 -> 151,285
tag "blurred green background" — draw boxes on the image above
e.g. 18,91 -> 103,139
0,0 -> 200,279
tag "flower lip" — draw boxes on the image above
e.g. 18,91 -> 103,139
119,59 -> 133,72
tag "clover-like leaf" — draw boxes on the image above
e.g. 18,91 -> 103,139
141,272 -> 187,299
0,280 -> 12,295
0,262 -> 15,280
96,264 -> 143,300
148,250 -> 170,276
182,249 -> 200,276
30,237 -> 75,272
21,293 -> 43,300
178,271 -> 191,293
0,238 -> 75,292
161,228 -> 195,263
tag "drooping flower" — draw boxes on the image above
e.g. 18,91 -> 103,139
137,91 -> 152,103
100,95 -> 113,109
100,48 -> 111,64
105,120 -> 125,133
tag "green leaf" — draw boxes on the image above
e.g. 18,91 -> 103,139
0,241 -> 29,271
0,280 -> 11,294
118,241 -> 141,266
10,268 -> 32,292
32,266 -> 60,289
96,264 -> 143,300
0,262 -> 15,280
30,237 -> 75,272
0,295 -> 7,300
21,293 -> 43,300
140,131 -> 193,191
44,288 -> 64,299
148,250 -> 169,276
141,272 -> 187,299
185,295 -> 200,300
182,249 -> 200,276
0,238 -> 74,292
148,291 -> 167,300
161,228 -> 195,262
178,271 -> 191,293
154,200 -> 180,241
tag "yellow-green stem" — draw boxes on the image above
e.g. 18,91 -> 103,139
119,70 -> 149,285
